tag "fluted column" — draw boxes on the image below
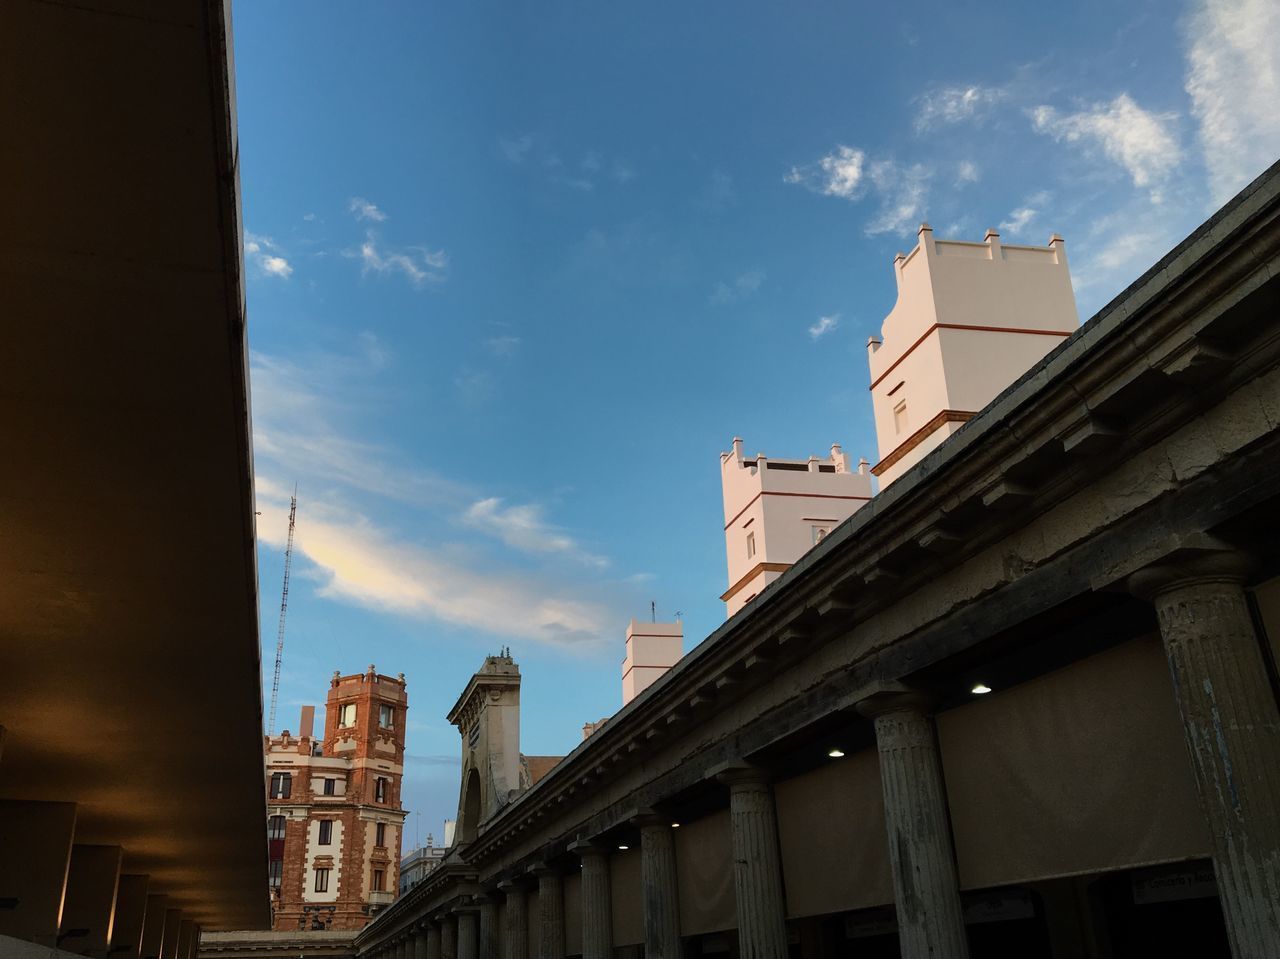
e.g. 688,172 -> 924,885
478,894 -> 499,959
637,815 -> 681,959
569,841 -> 613,959
441,915 -> 458,959
457,907 -> 479,959
533,867 -> 564,959
861,692 -> 968,959
497,880 -> 528,959
414,923 -> 430,959
715,766 -> 788,959
1132,553 -> 1280,959
426,922 -> 442,959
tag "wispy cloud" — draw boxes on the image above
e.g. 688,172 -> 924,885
256,478 -> 613,647
499,135 -> 534,164
865,161 -> 931,237
956,160 -> 980,184
463,498 -> 607,568
485,335 -> 522,357
348,197 -> 388,222
251,346 -> 625,648
710,270 -> 765,305
355,231 -> 449,286
1185,0 -> 1280,205
245,232 -> 293,278
1030,94 -> 1180,197
785,145 -> 866,199
914,85 -> 1006,131
785,148 -> 931,237
808,314 -> 840,339
999,207 -> 1037,235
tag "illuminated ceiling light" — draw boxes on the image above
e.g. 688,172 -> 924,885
670,822 -> 681,828
827,748 -> 845,758
971,683 -> 992,695
617,844 -> 629,851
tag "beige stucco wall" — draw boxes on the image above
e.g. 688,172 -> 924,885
302,818 -> 343,904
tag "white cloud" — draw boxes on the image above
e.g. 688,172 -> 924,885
957,160 -> 980,184
1069,228 -> 1166,293
463,498 -> 607,568
710,270 -> 765,305
255,479 -> 613,647
244,232 -> 293,278
1000,207 -> 1037,235
1185,0 -> 1280,205
611,159 -> 636,184
914,85 -> 1006,131
356,232 -> 449,286
348,197 -> 388,222
808,314 -> 839,339
1031,94 -> 1180,194
785,145 -> 866,199
865,161 -> 931,237
251,347 -> 624,648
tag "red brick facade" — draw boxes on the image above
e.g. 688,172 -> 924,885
265,666 -> 407,931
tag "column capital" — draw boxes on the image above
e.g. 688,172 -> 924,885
855,684 -> 935,719
630,808 -> 671,829
567,838 -> 611,859
1128,547 -> 1256,600
496,877 -> 525,893
709,761 -> 770,787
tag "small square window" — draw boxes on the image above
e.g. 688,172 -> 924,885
746,531 -> 756,559
318,820 -> 333,845
338,703 -> 356,728
314,868 -> 330,893
376,822 -> 386,847
323,778 -> 336,796
379,704 -> 393,727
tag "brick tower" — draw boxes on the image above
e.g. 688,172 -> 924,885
265,665 -> 408,931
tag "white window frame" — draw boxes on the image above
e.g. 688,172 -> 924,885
746,531 -> 756,559
338,703 -> 356,728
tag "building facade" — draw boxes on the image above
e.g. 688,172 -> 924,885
266,667 -> 408,931
350,167 -> 1280,959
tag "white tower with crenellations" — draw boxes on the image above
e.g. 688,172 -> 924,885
719,438 -> 873,618
867,224 -> 1079,487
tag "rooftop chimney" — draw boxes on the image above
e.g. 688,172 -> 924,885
299,705 -> 315,740
622,618 -> 683,705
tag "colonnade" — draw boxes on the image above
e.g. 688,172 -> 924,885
366,554 -> 1280,959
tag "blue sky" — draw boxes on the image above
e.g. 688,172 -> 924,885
232,0 -> 1280,841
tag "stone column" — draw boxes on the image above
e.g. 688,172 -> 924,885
478,894 -> 500,959
457,907 -> 480,959
636,815 -> 681,959
415,923 -> 430,959
570,842 -> 613,959
497,880 -> 527,959
860,692 -> 968,959
533,867 -> 564,959
1132,553 -> 1280,958
715,766 -> 788,959
400,938 -> 411,959
426,921 -> 442,959
441,915 -> 458,959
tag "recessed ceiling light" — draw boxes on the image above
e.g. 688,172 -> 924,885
617,844 -> 629,851
971,683 -> 992,695
670,822 -> 681,828
827,748 -> 845,758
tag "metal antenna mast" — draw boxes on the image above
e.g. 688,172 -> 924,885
267,489 -> 298,735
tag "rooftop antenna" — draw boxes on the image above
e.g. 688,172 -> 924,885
651,600 -> 656,623
267,487 -> 298,735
